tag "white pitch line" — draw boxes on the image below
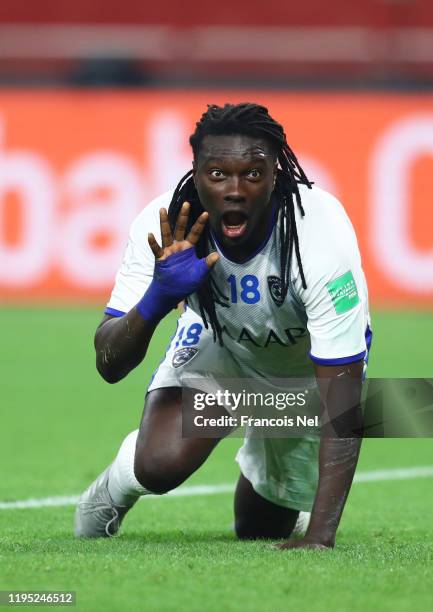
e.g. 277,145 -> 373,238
353,465 -> 433,483
1,466 -> 433,511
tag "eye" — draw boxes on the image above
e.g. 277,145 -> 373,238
246,169 -> 262,179
209,168 -> 225,179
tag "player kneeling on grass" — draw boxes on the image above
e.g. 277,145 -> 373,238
74,103 -> 371,549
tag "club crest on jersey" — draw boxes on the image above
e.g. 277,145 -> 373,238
172,347 -> 198,368
267,276 -> 284,307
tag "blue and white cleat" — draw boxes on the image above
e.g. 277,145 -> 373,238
74,466 -> 135,538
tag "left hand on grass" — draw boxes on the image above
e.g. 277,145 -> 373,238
274,538 -> 332,551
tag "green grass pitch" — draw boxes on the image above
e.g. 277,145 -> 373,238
1,307 -> 433,611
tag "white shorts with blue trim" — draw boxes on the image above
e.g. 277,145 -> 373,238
149,308 -> 318,511
148,308 -> 371,511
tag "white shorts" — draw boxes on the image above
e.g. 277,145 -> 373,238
148,307 -> 320,511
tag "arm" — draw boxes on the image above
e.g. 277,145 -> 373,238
278,359 -> 364,550
278,190 -> 369,549
95,202 -> 218,384
94,310 -> 158,384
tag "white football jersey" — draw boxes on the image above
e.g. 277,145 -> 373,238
106,184 -> 371,376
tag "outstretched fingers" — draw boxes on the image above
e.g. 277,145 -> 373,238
205,252 -> 220,268
159,208 -> 173,248
174,202 -> 190,241
186,211 -> 209,246
148,233 -> 163,259
151,206 -> 218,267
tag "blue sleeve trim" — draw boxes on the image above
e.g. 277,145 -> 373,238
309,350 -> 366,366
104,307 -> 126,318
365,325 -> 373,351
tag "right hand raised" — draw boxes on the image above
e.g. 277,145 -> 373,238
140,202 -> 219,314
147,202 -> 219,269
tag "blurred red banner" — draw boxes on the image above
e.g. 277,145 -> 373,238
0,91 -> 432,306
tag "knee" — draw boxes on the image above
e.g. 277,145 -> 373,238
234,517 -> 270,540
234,516 -> 295,540
234,518 -> 258,540
134,452 -> 185,495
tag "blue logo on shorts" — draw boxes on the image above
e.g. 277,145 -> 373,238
172,347 -> 198,368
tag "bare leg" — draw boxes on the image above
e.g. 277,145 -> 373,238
134,387 -> 231,494
234,473 -> 299,540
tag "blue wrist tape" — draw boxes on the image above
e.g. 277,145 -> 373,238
137,248 -> 210,323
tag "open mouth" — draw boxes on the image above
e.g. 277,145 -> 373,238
221,211 -> 248,239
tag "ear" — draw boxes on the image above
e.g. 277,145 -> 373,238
192,160 -> 197,187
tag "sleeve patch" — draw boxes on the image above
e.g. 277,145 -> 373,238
326,270 -> 360,314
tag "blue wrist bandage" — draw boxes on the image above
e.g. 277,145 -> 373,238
137,249 -> 210,323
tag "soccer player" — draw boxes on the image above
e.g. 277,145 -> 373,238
74,103 -> 371,549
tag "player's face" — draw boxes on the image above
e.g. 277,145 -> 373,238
193,134 -> 277,259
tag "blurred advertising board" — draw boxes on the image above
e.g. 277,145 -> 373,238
0,91 -> 432,306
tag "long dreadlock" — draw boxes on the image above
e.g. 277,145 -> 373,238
168,102 -> 312,345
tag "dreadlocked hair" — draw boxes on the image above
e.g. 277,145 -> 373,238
168,102 -> 312,346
